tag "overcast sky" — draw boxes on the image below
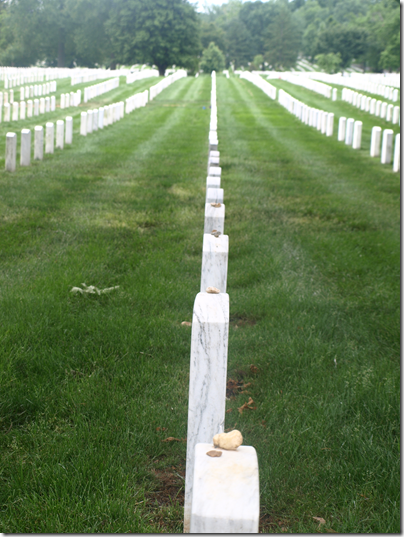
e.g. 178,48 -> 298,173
195,0 -> 266,12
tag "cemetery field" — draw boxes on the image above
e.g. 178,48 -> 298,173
0,73 -> 400,533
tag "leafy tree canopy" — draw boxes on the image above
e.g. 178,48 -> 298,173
200,42 -> 225,74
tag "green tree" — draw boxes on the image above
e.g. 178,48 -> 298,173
264,2 -> 301,70
200,42 -> 225,74
106,0 -> 200,76
251,54 -> 264,70
315,51 -> 342,73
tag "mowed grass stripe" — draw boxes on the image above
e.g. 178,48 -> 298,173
215,75 -> 399,533
0,75 -> 212,533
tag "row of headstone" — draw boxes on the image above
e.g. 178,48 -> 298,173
281,73 -> 333,98
148,69 -> 187,100
223,70 -> 230,79
4,117 -> 73,171
184,71 -> 259,534
80,102 -> 124,136
71,70 -> 120,86
83,77 -> 120,103
60,90 -> 81,109
1,67 -> 70,88
337,117 -> 362,149
239,71 -> 277,100
278,88 -> 334,136
125,89 -> 148,113
126,69 -> 159,84
19,82 -> 57,100
301,72 -> 399,102
0,96 -> 57,122
342,88 -> 400,124
369,127 -> 400,172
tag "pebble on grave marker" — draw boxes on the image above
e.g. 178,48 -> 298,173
204,202 -> 225,235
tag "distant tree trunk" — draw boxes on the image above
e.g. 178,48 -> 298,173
158,65 -> 167,76
58,28 -> 65,67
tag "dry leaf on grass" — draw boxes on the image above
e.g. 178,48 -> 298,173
238,397 -> 256,414
326,529 -> 338,533
156,427 -> 168,432
226,408 -> 233,413
250,364 -> 259,374
313,517 -> 326,525
181,321 -> 192,326
162,437 -> 181,442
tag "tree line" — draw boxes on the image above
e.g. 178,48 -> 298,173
0,0 -> 400,74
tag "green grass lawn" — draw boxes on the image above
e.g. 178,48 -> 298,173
0,73 -> 400,533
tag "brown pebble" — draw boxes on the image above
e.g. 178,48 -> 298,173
210,203 -> 221,208
206,286 -> 220,294
206,450 -> 222,457
211,230 -> 221,237
181,321 -> 192,326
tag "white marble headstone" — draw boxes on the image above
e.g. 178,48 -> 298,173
206,188 -> 224,204
34,126 -> 43,160
184,292 -> 229,534
190,443 -> 259,533
20,129 -> 31,166
200,234 -> 229,294
5,132 -> 17,171
370,126 -> 381,157
204,203 -> 225,235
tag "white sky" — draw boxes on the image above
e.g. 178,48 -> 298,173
195,0 -> 264,12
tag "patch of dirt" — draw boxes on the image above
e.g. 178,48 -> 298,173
259,514 -> 297,533
146,467 -> 185,508
230,316 -> 257,329
226,378 -> 252,398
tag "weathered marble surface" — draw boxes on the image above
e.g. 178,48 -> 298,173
87,110 -> 93,134
206,188 -> 224,204
200,234 -> 229,294
184,293 -> 229,533
65,117 -> 73,145
326,113 -> 334,137
204,203 -> 225,235
206,176 -> 221,190
345,118 -> 354,145
393,133 -> 400,173
5,132 -> 17,171
370,126 -> 381,157
34,126 -> 43,160
56,120 -> 64,149
338,117 -> 346,141
352,120 -> 362,149
208,166 -> 221,177
381,129 -> 393,164
45,122 -> 54,154
209,150 -> 220,159
80,112 -> 87,136
190,443 -> 259,533
20,129 -> 31,166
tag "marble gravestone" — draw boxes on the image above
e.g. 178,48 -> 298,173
204,203 -> 225,235
184,292 -> 230,534
12,102 -> 19,121
45,122 -> 54,154
56,120 -> 64,149
190,443 -> 259,533
80,112 -> 87,136
206,176 -> 221,190
87,110 -> 93,134
65,117 -> 73,144
393,133 -> 400,173
381,129 -> 393,164
20,129 -> 31,166
352,121 -> 362,149
5,132 -> 17,171
206,187 -> 224,204
208,166 -> 221,177
326,113 -> 334,137
200,234 -> 229,294
370,127 -> 381,157
345,118 -> 354,145
34,126 -> 43,160
338,117 -> 346,141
